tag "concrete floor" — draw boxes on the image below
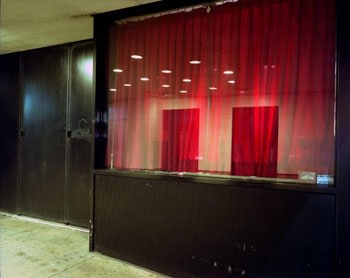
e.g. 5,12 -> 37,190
0,213 -> 168,278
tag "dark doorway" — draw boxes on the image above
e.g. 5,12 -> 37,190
18,42 -> 94,227
65,42 -> 94,227
20,46 -> 68,221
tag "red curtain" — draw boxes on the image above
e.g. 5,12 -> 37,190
231,106 -> 279,177
162,109 -> 199,172
106,0 -> 335,180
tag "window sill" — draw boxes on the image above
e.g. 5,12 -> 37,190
94,169 -> 336,195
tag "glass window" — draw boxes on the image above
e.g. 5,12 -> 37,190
106,0 -> 336,185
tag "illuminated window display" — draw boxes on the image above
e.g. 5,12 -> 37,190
106,0 -> 335,184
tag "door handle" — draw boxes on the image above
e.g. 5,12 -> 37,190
78,118 -> 90,135
19,129 -> 25,137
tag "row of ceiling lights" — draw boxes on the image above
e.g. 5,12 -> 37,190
110,54 -> 236,93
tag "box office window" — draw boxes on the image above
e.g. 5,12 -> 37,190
106,0 -> 335,185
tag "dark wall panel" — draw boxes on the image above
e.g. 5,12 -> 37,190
66,41 -> 94,227
0,54 -> 20,212
336,0 -> 350,275
93,173 -> 336,277
20,46 -> 68,221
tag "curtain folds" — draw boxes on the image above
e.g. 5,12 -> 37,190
107,0 -> 335,180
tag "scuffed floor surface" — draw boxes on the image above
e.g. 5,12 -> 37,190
0,213 -> 168,278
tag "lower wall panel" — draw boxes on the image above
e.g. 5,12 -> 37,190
93,173 -> 335,277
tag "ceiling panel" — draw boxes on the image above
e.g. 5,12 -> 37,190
0,0 -> 160,54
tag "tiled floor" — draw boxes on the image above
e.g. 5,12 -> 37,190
0,213 -> 168,278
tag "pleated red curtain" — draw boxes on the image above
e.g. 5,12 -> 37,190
106,0 -> 335,180
162,109 -> 199,172
231,106 -> 279,177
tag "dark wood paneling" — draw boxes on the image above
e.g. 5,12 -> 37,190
0,53 -> 20,212
19,46 -> 68,221
66,41 -> 94,227
336,0 -> 350,275
93,173 -> 335,277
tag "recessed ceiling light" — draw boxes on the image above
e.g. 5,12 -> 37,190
162,84 -> 170,88
124,83 -> 132,87
109,88 -> 117,92
183,78 -> 191,82
180,90 -> 188,94
216,0 -> 238,5
161,69 -> 172,73
113,68 -> 123,73
228,80 -> 236,84
190,60 -> 201,64
209,87 -> 217,90
140,77 -> 149,81
224,70 -> 234,75
131,54 -> 143,59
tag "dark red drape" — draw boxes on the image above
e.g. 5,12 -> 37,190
162,109 -> 199,172
231,106 -> 279,177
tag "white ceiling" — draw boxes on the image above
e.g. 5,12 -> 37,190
0,0 -> 160,55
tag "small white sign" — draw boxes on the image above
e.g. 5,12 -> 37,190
298,171 -> 317,184
317,175 -> 334,185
